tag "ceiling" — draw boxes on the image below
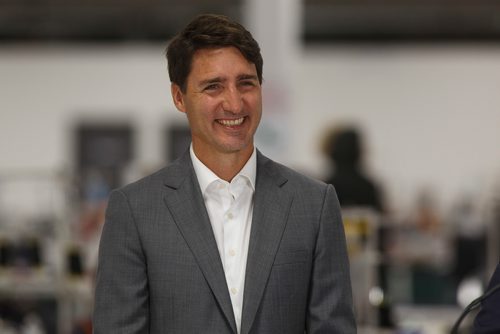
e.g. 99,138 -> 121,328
2,0 -> 500,43
0,0 -> 242,41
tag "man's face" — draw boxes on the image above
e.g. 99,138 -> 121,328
171,47 -> 262,159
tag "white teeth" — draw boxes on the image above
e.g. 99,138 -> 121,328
218,118 -> 244,126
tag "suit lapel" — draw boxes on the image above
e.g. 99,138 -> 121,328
241,152 -> 294,334
162,152 -> 237,333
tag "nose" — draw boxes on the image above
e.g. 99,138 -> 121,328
222,86 -> 243,114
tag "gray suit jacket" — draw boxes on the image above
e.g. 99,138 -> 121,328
93,150 -> 356,334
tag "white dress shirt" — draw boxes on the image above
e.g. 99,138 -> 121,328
190,145 -> 256,334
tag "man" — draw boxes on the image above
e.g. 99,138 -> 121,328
93,14 -> 356,334
473,263 -> 500,333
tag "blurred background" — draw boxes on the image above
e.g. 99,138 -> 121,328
1,0 -> 500,333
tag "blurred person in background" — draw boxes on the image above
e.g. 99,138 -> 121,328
93,14 -> 355,334
323,127 -> 383,212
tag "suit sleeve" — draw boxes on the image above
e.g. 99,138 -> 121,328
93,190 -> 149,334
306,184 -> 357,333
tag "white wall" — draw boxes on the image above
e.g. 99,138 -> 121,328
291,45 -> 500,213
1,43 -> 500,215
0,43 -> 185,173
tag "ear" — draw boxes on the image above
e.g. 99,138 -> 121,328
171,83 -> 187,113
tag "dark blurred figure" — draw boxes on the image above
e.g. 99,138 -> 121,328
472,262 -> 500,334
324,127 -> 383,211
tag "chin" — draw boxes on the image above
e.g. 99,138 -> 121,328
217,141 -> 252,154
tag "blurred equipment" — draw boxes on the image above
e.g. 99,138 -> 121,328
76,124 -> 133,197
342,207 -> 381,326
0,170 -> 94,333
449,194 -> 487,290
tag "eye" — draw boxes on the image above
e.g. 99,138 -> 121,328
239,80 -> 257,89
204,83 -> 221,91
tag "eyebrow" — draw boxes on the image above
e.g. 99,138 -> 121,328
237,74 -> 259,81
199,77 -> 225,87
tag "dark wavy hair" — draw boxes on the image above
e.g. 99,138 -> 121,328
166,14 -> 263,92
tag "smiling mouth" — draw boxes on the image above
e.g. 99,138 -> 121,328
217,117 -> 245,127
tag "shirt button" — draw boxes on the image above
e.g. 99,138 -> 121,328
229,249 -> 236,257
227,212 -> 233,220
230,287 -> 238,295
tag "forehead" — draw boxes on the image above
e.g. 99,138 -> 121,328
188,47 -> 257,80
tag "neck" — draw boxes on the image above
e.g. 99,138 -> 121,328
192,144 -> 254,182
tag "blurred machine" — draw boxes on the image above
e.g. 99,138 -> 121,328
343,207 -> 382,327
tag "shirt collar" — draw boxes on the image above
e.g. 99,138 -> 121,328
190,144 -> 257,195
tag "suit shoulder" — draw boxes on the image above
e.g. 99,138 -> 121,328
116,167 -> 165,195
112,158 -> 186,204
117,151 -> 190,195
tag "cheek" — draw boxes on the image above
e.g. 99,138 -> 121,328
248,99 -> 262,121
245,93 -> 262,111
187,102 -> 217,127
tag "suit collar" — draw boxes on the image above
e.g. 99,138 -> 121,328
162,150 -> 192,189
163,149 -> 266,189
255,150 -> 288,187
162,150 -> 238,333
241,151 -> 293,334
